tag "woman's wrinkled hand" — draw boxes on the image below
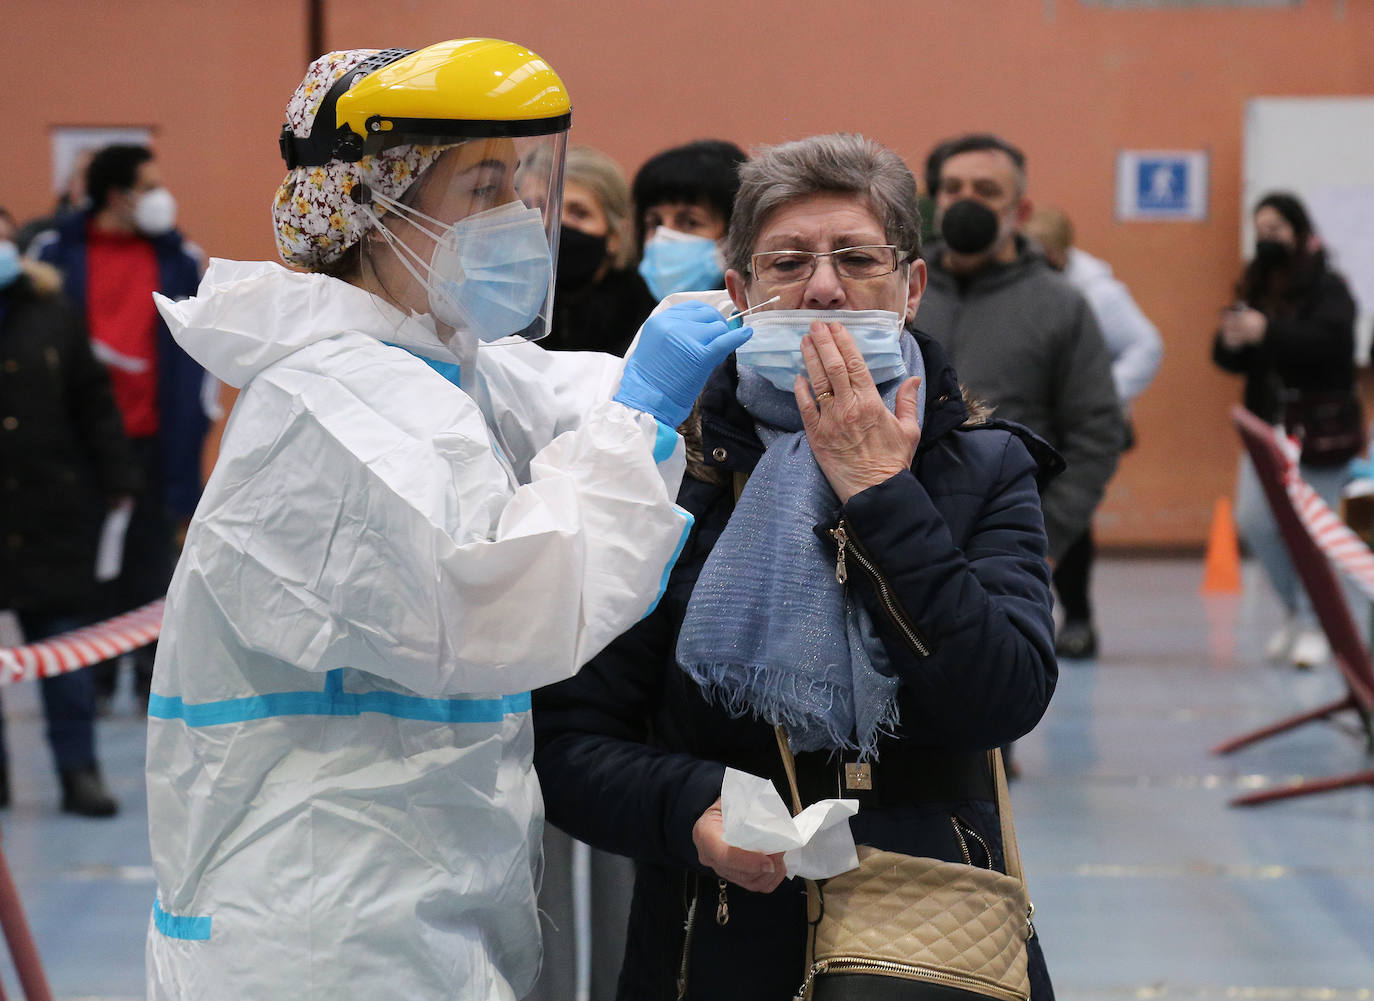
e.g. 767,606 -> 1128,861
692,798 -> 786,894
795,320 -> 922,503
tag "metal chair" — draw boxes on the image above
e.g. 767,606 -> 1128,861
0,823 -> 53,1000
1213,405 -> 1374,805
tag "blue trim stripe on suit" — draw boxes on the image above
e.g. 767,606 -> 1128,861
153,899 -> 211,941
148,674 -> 531,727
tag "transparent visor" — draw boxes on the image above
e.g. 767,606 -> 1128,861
360,131 -> 567,346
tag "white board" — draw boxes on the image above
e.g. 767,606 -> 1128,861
50,126 -> 154,198
1244,97 -> 1374,362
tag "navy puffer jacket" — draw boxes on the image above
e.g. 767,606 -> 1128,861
534,330 -> 1059,1001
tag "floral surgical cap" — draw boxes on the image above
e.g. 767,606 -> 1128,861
272,49 -> 447,271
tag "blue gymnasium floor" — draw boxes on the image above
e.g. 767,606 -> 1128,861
0,556 -> 1371,1000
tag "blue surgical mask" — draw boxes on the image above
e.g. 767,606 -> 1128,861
370,196 -> 553,343
736,308 -> 908,392
428,202 -> 552,342
638,227 -> 726,300
0,241 -> 21,289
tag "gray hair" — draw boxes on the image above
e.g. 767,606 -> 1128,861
723,134 -> 922,278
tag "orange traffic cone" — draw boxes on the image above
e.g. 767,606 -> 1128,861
1201,496 -> 1242,594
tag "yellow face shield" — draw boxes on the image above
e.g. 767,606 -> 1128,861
279,39 -> 573,346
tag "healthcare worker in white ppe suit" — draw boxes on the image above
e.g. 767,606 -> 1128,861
144,40 -> 751,1000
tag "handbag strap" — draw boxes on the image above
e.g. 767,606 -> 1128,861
775,725 -> 825,978
988,748 -> 1024,884
774,725 -> 805,813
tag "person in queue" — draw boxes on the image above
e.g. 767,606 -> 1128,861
32,143 -> 207,710
633,139 -> 746,301
143,41 -> 749,1000
1213,191 -> 1358,668
533,133 -> 1059,1001
915,134 -> 1123,680
0,208 -> 136,816
1023,205 -> 1164,660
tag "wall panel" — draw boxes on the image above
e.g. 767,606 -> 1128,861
5,0 -> 1369,546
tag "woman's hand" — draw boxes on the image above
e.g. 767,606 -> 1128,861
1219,305 -> 1267,350
795,320 -> 922,503
692,798 -> 786,894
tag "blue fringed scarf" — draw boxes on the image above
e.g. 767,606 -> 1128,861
675,335 -> 925,757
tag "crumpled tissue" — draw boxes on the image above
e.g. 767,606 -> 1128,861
720,767 -> 860,879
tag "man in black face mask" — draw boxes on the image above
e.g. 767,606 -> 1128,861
915,133 -> 1125,660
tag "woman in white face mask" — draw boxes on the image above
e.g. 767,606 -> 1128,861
532,133 -> 1060,1001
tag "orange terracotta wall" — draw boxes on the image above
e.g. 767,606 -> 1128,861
3,2 -> 305,264
6,0 -> 1370,547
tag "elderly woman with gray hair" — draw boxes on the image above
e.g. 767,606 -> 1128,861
533,133 -> 1059,1001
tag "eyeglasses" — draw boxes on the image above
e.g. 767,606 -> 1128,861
751,245 -> 900,285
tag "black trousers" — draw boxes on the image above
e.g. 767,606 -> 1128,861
1051,526 -> 1094,623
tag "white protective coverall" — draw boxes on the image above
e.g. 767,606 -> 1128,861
145,258 -> 693,1000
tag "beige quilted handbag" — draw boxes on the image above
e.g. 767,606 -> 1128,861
777,734 -> 1034,1001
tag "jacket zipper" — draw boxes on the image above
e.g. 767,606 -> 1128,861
951,817 -> 993,869
795,956 -> 1029,1001
950,817 -> 973,866
676,875 -> 731,1000
676,877 -> 701,1001
830,519 -> 932,657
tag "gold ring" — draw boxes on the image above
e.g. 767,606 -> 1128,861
815,391 -> 835,402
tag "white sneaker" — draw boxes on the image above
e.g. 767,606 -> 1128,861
1266,619 -> 1298,661
1289,629 -> 1330,669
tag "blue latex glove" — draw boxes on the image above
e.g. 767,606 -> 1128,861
614,301 -> 753,428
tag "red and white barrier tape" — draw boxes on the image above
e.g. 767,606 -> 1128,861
1,456 -> 1358,688
1273,427 -> 1374,603
0,600 -> 164,686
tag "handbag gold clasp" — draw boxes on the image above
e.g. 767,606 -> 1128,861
843,762 -> 873,791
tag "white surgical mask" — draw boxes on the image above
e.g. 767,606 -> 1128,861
133,187 -> 177,236
736,308 -> 908,392
368,195 -> 553,344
